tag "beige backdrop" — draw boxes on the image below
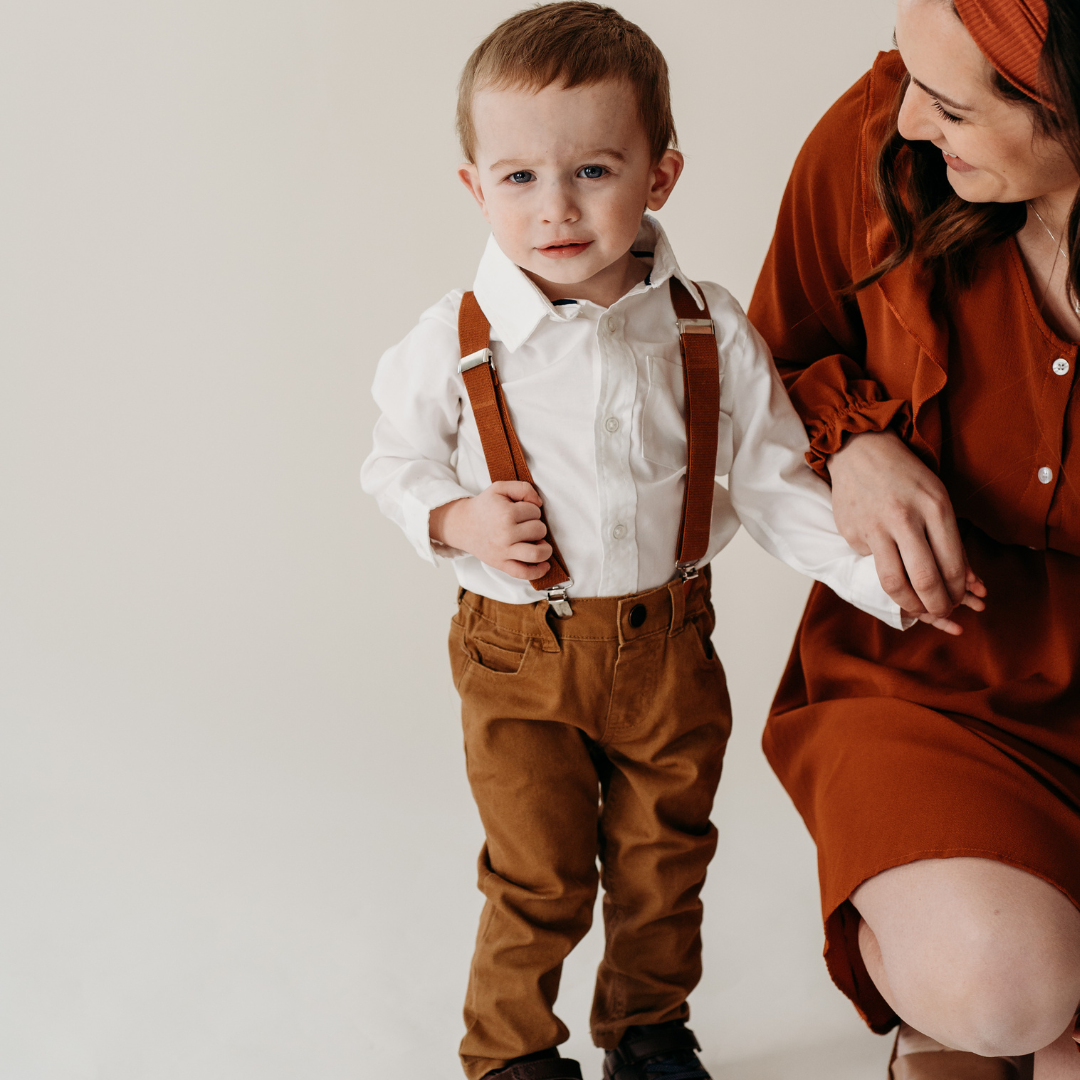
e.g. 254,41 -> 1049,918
0,1 -> 897,1077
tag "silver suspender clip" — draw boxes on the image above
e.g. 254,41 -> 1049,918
676,319 -> 714,336
545,582 -> 574,619
458,348 -> 493,374
676,561 -> 700,583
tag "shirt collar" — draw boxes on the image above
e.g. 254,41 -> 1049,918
471,213 -> 705,353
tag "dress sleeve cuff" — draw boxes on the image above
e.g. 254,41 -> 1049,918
785,356 -> 912,479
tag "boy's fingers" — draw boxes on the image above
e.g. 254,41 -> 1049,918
960,591 -> 986,612
965,569 -> 988,597
490,480 -> 542,506
909,611 -> 964,636
512,520 -> 548,544
501,559 -> 551,581
511,501 -> 544,524
508,540 -> 552,564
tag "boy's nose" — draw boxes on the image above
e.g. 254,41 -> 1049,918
539,182 -> 580,224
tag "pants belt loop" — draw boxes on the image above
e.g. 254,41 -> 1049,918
535,598 -> 562,652
667,578 -> 687,637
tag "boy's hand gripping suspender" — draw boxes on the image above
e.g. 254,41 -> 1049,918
456,279 -> 719,617
457,291 -> 576,617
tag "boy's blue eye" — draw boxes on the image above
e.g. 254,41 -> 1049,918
579,165 -> 605,179
509,171 -> 534,184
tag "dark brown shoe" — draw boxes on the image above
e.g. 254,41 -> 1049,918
603,1022 -> 710,1080
485,1056 -> 583,1080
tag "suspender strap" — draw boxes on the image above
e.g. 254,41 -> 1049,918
456,280 -> 720,598
669,277 -> 720,573
457,291 -> 574,597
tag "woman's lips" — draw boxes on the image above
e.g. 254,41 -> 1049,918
539,241 -> 593,259
942,149 -> 976,173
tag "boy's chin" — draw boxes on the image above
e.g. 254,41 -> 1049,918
523,259 -> 602,286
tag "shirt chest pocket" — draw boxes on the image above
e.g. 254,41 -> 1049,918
640,354 -> 687,471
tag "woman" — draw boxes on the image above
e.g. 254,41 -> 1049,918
748,0 -> 1080,1076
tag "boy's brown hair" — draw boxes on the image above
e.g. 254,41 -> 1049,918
456,1 -> 676,163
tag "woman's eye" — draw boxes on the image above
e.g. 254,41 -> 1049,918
932,99 -> 963,124
509,171 -> 535,184
579,165 -> 606,179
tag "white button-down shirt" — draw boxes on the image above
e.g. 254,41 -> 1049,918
362,216 -> 904,627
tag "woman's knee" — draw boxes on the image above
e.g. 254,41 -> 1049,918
853,858 -> 1080,1056
915,959 -> 1079,1057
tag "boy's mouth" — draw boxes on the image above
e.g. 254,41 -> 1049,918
539,240 -> 593,259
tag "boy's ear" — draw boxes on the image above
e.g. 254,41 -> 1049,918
645,149 -> 685,212
458,163 -> 489,217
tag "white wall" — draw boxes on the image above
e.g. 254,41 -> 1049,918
0,1 -> 896,1077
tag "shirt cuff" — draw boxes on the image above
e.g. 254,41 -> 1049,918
845,555 -> 916,630
401,481 -> 474,566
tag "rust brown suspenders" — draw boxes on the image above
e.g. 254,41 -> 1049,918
457,277 -> 719,618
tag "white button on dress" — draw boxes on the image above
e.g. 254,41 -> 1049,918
1053,358 -> 1070,375
605,417 -> 621,433
1039,466 -> 1054,484
611,523 -> 628,540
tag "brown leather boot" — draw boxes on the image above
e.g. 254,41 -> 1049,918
483,1054 -> 583,1080
888,1025 -> 1032,1080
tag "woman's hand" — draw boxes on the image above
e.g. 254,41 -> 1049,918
828,430 -> 986,634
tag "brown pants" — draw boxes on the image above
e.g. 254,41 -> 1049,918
448,574 -> 732,1079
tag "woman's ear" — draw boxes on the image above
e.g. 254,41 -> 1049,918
646,149 -> 685,212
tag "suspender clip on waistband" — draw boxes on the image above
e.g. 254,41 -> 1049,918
458,348 -> 493,374
676,561 -> 700,583
545,583 -> 574,619
677,319 -> 714,336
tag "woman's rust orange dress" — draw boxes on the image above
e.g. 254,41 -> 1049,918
748,50 -> 1080,1033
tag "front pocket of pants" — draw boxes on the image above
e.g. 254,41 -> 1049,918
689,615 -> 718,664
471,636 -> 530,675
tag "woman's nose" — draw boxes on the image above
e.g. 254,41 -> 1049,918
897,83 -> 941,143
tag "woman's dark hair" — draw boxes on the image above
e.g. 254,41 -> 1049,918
855,0 -> 1080,306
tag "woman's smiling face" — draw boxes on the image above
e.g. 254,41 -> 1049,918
894,0 -> 1076,205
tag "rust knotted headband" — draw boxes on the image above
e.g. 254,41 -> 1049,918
953,0 -> 1053,108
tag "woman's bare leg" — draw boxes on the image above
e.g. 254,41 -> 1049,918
1033,1024 -> 1080,1080
851,857 -> 1080,1059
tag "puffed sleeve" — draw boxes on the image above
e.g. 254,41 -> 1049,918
748,64 -> 911,479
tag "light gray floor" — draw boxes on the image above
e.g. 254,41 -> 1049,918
711,1031 -> 894,1080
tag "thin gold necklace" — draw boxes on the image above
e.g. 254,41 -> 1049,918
1028,200 -> 1080,316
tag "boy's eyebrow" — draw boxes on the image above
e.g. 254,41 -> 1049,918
910,76 -> 975,112
488,147 -> 628,172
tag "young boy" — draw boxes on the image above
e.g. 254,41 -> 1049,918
362,5 -> 966,1078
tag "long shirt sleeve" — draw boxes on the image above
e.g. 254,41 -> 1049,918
363,216 -> 906,627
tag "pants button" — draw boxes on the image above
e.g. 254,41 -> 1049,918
628,604 -> 647,628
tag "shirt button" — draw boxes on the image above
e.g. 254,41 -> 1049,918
611,523 -> 627,540
1053,358 -> 1070,375
1038,466 -> 1054,484
605,316 -> 620,333
604,416 -> 620,433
